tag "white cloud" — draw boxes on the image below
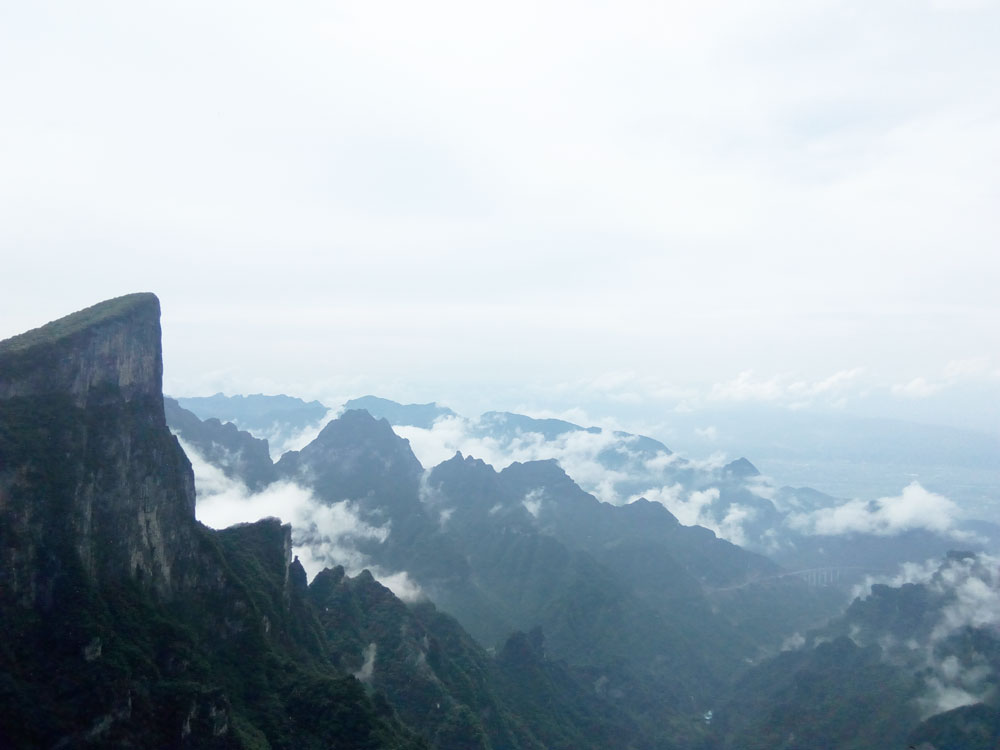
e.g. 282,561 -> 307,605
717,504 -> 756,547
372,571 -> 425,603
858,553 -> 1000,716
395,415 -> 634,503
745,475 -> 777,501
695,426 -> 719,441
708,368 -> 866,408
787,482 -> 960,537
684,452 -> 730,472
944,357 -> 992,379
891,376 -> 945,398
354,643 -> 377,682
644,451 -> 680,472
261,406 -> 339,458
522,488 -> 544,518
631,485 -> 713,526
709,371 -> 786,403
631,485 -> 756,546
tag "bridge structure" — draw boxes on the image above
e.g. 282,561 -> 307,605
708,566 -> 890,592
784,566 -> 885,587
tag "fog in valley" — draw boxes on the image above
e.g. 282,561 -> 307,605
1,2 -> 998,748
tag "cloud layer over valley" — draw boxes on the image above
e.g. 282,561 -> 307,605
181,438 -> 424,601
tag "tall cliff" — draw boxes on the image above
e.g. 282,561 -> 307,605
0,293 -> 164,406
0,295 -> 429,748
0,293 -> 196,605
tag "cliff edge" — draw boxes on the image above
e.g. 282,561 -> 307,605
0,292 -> 163,407
0,293 -> 196,605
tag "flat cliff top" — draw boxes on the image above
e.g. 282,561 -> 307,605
0,293 -> 159,358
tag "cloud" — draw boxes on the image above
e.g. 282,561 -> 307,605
891,377 -> 945,398
633,485 -> 711,525
522,488 -> 544,518
684,452 -> 730,472
371,571 -> 425,603
644,451 -> 681,472
709,371 -> 786,403
395,415 -> 634,503
786,481 -> 960,537
180,437 -> 421,600
630,485 -> 756,546
354,643 -> 377,682
257,406 -> 340,459
717,504 -> 756,547
853,553 -> 1000,716
889,358 -> 998,402
744,474 -> 777,501
944,357 -> 992,379
708,368 -> 865,408
695,425 -> 719,441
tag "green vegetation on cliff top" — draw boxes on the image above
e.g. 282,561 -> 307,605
0,292 -> 158,357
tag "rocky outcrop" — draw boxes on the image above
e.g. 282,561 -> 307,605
0,293 -> 163,408
0,293 -> 197,605
0,295 -> 435,750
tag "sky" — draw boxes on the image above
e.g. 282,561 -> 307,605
2,0 -> 999,435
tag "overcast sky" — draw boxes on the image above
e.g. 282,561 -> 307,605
2,0 -> 998,432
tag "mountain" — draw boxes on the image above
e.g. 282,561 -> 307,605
174,393 -> 993,583
165,396 -> 278,491
713,551 -> 1000,749
343,396 -> 457,429
0,293 -> 201,603
267,407 -> 855,746
3,294 -> 726,750
347,397 -> 989,581
0,296 -> 454,748
175,392 -> 329,434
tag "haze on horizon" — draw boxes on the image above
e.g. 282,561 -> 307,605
1,0 -> 998,435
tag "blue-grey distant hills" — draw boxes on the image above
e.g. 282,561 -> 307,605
343,394 -> 456,428
173,394 -> 1000,749
175,391 -> 328,433
9,296 -> 997,750
175,393 -> 996,576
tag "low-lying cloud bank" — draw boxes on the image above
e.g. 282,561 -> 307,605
180,437 -> 424,601
856,553 -> 1000,716
395,415 -> 638,504
395,415 -> 972,553
787,482 -> 963,538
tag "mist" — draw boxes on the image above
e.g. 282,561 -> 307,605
181,437 -> 424,601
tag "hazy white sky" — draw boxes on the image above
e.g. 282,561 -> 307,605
2,0 -> 998,430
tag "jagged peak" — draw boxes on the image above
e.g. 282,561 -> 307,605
501,458 -> 570,482
624,496 -> 682,525
301,409 -> 422,469
435,451 -> 495,474
723,457 -> 761,478
317,408 -> 397,439
303,409 -> 402,451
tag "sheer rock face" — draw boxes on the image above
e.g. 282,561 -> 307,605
0,293 -> 163,408
0,293 -> 198,606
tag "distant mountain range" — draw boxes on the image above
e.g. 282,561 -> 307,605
3,294 -> 997,749
175,392 -> 999,577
